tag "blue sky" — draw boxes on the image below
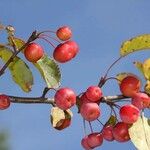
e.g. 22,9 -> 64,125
0,0 -> 150,150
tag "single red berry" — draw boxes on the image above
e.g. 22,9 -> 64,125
53,40 -> 79,63
120,75 -> 141,97
87,133 -> 103,148
0,94 -> 11,110
54,87 -> 76,110
81,136 -> 92,150
24,42 -> 44,62
102,125 -> 114,141
65,41 -> 79,58
120,104 -> 140,124
132,92 -> 150,110
80,93 -> 91,106
80,103 -> 100,121
112,122 -> 130,142
56,26 -> 72,41
86,86 -> 103,102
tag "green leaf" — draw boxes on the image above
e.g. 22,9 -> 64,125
8,36 -> 25,50
35,55 -> 61,88
129,115 -> 150,150
0,45 -> 33,92
120,34 -> 150,56
105,115 -> 117,126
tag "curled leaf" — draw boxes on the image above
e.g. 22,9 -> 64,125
120,34 -> 150,56
50,107 -> 72,130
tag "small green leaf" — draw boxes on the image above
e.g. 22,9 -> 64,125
129,115 -> 150,150
35,55 -> 61,89
105,115 -> 117,126
120,34 -> 150,56
0,45 -> 33,92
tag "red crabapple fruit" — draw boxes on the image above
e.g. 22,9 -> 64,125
80,103 -> 100,121
81,136 -> 91,150
56,26 -> 72,41
120,75 -> 141,97
24,43 -> 44,62
112,122 -> 130,142
53,41 -> 79,63
132,92 -> 150,110
119,104 -> 140,124
102,125 -> 114,141
0,94 -> 11,110
86,86 -> 103,102
54,88 -> 76,110
87,133 -> 103,148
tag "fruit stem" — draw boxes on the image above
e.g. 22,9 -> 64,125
98,56 -> 123,87
39,36 -> 56,48
88,121 -> 93,133
40,34 -> 61,44
41,87 -> 57,99
97,119 -> 104,126
39,30 -> 56,34
83,119 -> 87,136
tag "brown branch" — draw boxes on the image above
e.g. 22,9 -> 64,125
8,94 -> 128,106
9,95 -> 55,105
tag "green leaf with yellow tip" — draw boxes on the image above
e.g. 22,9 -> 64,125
0,45 -> 33,92
35,55 -> 61,89
120,34 -> 150,56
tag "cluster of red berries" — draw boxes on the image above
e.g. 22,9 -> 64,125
24,26 -> 79,63
1,25 -> 150,149
53,75 -> 150,149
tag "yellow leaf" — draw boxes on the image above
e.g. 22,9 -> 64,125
143,58 -> 150,80
120,34 -> 150,56
144,81 -> 150,95
134,61 -> 144,76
